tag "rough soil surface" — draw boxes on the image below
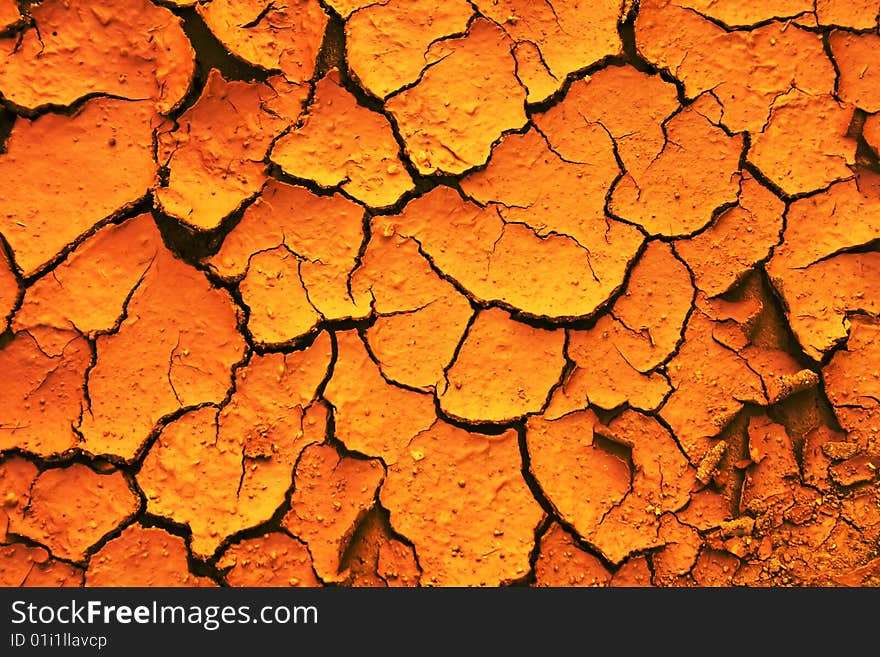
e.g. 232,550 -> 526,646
471,0 -> 623,103
1,98 -> 159,277
5,464 -> 138,562
1,0 -> 878,588
350,218 -> 474,390
154,70 -> 305,231
197,0 -> 327,84
138,334 -> 331,557
0,0 -> 20,30
380,422 -> 543,586
281,443 -> 384,583
0,0 -> 194,114
384,18 -> 527,176
217,532 -> 320,587
609,99 -> 744,236
207,180 -> 371,322
270,69 -> 414,208
344,0 -> 474,100
86,525 -> 214,587
388,186 -> 643,320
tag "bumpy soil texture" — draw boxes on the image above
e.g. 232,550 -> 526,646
1,0 -> 879,588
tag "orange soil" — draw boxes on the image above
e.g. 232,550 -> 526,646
0,0 -> 878,588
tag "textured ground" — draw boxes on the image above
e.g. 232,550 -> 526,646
1,0 -> 879,587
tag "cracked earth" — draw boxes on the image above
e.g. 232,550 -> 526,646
1,0 -> 879,588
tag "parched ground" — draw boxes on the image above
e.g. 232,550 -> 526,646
1,0 -> 879,588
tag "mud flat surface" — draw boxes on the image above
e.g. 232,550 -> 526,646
1,0 -> 879,588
